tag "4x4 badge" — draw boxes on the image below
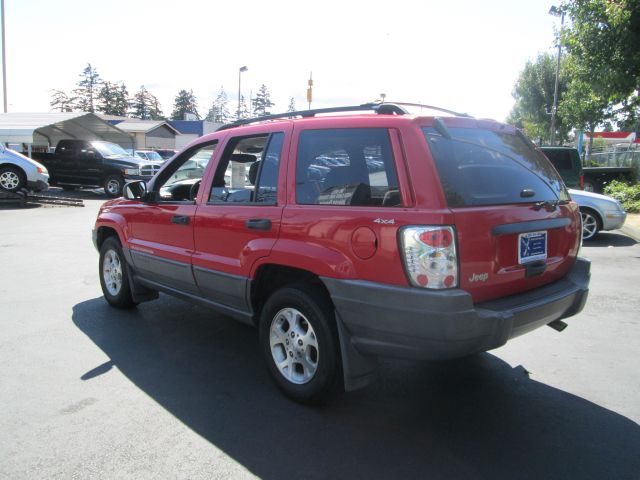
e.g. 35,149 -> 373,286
373,218 -> 395,225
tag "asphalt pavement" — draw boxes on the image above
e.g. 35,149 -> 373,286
1,194 -> 639,480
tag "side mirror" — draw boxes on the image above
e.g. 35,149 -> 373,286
123,180 -> 147,200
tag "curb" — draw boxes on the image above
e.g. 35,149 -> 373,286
620,224 -> 640,242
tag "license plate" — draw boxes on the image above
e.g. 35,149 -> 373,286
518,231 -> 547,264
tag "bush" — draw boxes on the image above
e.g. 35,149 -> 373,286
603,180 -> 640,213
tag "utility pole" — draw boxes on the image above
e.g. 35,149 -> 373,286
1,0 -> 7,113
549,6 -> 565,146
307,72 -> 313,110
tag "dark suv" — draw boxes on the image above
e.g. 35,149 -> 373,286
93,104 -> 590,403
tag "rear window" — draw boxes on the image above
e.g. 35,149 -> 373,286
542,149 -> 575,171
423,127 -> 569,207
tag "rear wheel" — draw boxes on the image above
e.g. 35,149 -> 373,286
580,208 -> 601,240
99,237 -> 136,308
259,284 -> 341,404
104,175 -> 124,197
0,166 -> 25,192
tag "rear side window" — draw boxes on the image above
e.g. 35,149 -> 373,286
296,128 -> 400,206
423,127 -> 569,207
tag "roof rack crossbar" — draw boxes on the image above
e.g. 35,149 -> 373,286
216,103 -> 409,131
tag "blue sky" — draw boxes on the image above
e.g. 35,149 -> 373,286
4,0 -> 561,121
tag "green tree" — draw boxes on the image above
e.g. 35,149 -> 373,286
73,63 -> 102,113
507,53 -> 570,144
562,0 -> 640,101
97,81 -> 130,116
205,87 -> 231,123
49,89 -> 76,112
560,58 -> 614,159
251,84 -> 275,117
130,85 -> 163,120
171,89 -> 200,120
114,83 -> 131,117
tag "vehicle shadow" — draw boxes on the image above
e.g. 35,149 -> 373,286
583,231 -> 637,247
44,186 -> 108,200
72,297 -> 640,480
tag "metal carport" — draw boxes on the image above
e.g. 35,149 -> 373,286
0,112 -> 134,153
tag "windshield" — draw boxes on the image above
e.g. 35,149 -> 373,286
91,141 -> 130,158
422,127 -> 569,207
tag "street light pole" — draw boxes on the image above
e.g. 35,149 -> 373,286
237,66 -> 247,120
549,6 -> 565,146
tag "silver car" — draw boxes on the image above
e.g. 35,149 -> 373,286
569,189 -> 627,240
0,147 -> 49,193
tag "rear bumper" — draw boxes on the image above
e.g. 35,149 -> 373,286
322,257 -> 590,361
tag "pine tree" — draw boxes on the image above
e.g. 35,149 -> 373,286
147,93 -> 164,120
129,86 -> 164,120
206,87 -> 231,123
97,81 -> 123,115
171,89 -> 200,120
113,83 -> 130,117
287,97 -> 296,113
49,89 -> 76,112
238,95 -> 250,120
251,84 -> 275,117
73,63 -> 102,113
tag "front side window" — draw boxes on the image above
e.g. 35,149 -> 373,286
155,142 -> 217,202
209,132 -> 284,205
296,128 -> 400,206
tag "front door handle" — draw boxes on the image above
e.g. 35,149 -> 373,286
246,218 -> 272,231
171,215 -> 190,225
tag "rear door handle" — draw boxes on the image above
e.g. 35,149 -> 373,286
246,218 -> 272,231
171,215 -> 190,225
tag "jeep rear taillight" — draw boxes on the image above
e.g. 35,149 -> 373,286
400,226 -> 458,289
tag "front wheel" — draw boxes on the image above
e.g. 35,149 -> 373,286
580,208 -> 601,241
99,237 -> 136,308
0,166 -> 26,192
104,175 -> 124,198
259,284 -> 341,404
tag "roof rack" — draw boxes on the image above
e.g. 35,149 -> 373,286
383,102 -> 472,118
216,102 -> 409,131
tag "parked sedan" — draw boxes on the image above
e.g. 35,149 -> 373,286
0,146 -> 49,192
569,189 -> 627,240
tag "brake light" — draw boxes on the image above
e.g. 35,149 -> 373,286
400,226 -> 458,289
37,165 -> 47,174
580,174 -> 584,189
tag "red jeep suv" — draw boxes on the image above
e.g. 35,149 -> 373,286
93,103 -> 590,403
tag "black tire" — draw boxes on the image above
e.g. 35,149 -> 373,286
580,207 -> 601,241
104,175 -> 124,198
0,166 -> 26,192
99,237 -> 137,308
259,284 -> 341,404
